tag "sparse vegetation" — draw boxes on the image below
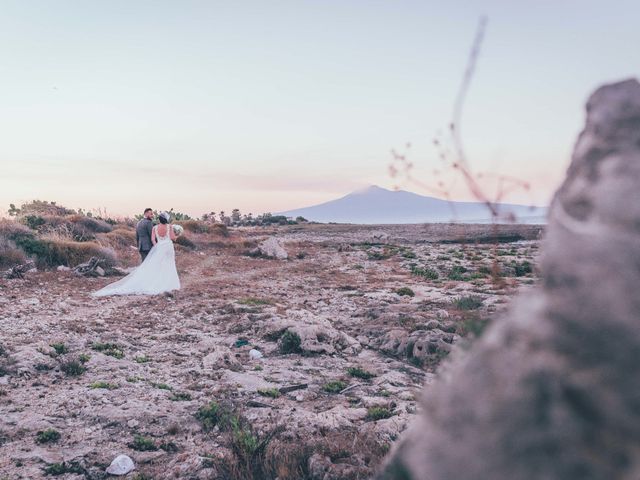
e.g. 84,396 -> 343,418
452,295 -> 484,310
36,428 -> 61,444
279,330 -> 302,354
513,260 -> 533,276
196,401 -> 227,431
150,381 -> 172,390
91,342 -> 124,359
43,461 -> 84,476
447,265 -> 468,281
60,359 -> 86,376
238,297 -> 272,306
170,392 -> 192,401
323,380 -> 347,393
347,366 -> 376,380
128,435 -> 158,452
411,265 -> 439,280
458,315 -> 491,337
50,343 -> 68,355
395,287 -> 415,297
366,406 -> 394,421
89,381 -> 118,389
257,388 -> 280,398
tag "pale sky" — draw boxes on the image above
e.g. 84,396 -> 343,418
1,0 -> 638,217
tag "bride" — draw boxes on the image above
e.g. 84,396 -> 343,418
92,211 -> 181,297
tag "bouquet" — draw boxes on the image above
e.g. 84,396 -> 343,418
172,224 -> 184,236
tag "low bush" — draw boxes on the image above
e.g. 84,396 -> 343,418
98,228 -> 136,248
177,220 -> 210,234
447,265 -> 468,281
36,428 -> 61,444
366,406 -> 394,421
395,287 -> 415,297
347,366 -> 376,380
257,388 -> 280,398
278,331 -> 302,354
411,266 -> 439,280
451,295 -> 484,311
128,435 -> 158,451
323,380 -> 347,393
0,242 -> 27,269
60,359 -> 86,376
11,235 -> 116,269
175,235 -> 196,250
91,342 -> 125,359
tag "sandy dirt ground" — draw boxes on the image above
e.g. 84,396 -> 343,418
0,223 -> 542,479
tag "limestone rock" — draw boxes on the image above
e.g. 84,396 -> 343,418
258,237 -> 288,259
105,454 -> 135,475
377,79 -> 640,479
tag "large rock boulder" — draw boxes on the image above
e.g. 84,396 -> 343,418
377,79 -> 640,479
258,237 -> 288,259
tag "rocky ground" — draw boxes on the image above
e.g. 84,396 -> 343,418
0,223 -> 542,479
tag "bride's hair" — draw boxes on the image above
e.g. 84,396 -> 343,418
159,211 -> 170,224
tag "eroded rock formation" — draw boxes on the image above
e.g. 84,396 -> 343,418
377,79 -> 640,479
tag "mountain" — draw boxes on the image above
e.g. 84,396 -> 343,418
279,185 -> 547,224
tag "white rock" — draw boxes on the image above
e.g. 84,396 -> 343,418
249,349 -> 263,360
56,265 -> 70,272
258,237 -> 288,260
106,454 -> 135,475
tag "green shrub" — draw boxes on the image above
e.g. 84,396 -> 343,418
411,266 -> 439,280
43,461 -> 84,475
12,235 -> 117,269
257,388 -> 280,398
91,342 -> 124,359
366,406 -> 394,421
36,428 -> 61,444
347,367 -> 376,380
150,382 -> 172,390
89,381 -> 118,390
447,265 -> 468,281
196,401 -> 225,431
452,295 -> 484,310
50,343 -> 68,355
323,380 -> 347,393
177,220 -> 210,233
170,392 -> 192,401
175,235 -> 196,249
279,330 -> 302,354
238,297 -> 271,306
395,287 -> 415,297
60,359 -> 86,376
514,261 -> 533,277
128,435 -> 158,451
457,315 -> 490,337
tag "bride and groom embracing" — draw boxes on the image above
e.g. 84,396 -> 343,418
92,208 -> 181,297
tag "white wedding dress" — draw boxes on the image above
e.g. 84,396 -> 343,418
92,225 -> 181,297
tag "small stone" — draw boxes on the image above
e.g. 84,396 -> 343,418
106,454 -> 135,475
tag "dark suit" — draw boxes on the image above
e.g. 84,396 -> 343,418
136,217 -> 154,261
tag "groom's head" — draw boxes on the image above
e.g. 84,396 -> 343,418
144,208 -> 153,219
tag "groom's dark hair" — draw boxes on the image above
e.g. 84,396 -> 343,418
144,208 -> 153,214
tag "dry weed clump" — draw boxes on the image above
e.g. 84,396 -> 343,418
26,238 -> 116,268
96,228 -> 136,249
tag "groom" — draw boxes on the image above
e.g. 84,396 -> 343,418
136,208 -> 154,261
